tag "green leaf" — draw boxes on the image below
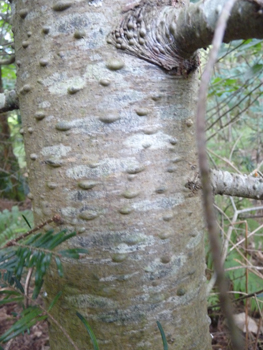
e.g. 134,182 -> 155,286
13,277 -> 24,294
157,321 -> 168,350
41,253 -> 52,273
47,291 -> 63,311
0,290 -> 20,296
32,279 -> 44,300
55,257 -> 63,277
35,252 -> 45,283
48,231 -> 76,250
22,214 -> 32,229
28,250 -> 40,268
24,232 -> 42,245
76,312 -> 99,350
32,230 -> 54,248
0,297 -> 24,306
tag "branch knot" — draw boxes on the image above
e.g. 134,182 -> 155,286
108,0 -> 199,73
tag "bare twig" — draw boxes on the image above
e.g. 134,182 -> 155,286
4,214 -> 62,248
206,81 -> 263,131
230,222 -> 263,251
195,0 -> 244,349
208,149 -> 241,173
208,288 -> 263,310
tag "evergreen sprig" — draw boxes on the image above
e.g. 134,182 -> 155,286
0,218 -> 88,346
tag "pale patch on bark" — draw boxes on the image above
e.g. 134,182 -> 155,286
66,157 -> 149,179
20,70 -> 30,81
100,271 -> 140,282
124,131 -> 173,150
38,100 -> 51,108
42,73 -> 86,95
186,230 -> 203,249
60,207 -> 79,218
98,90 -> 146,110
167,280 -> 206,307
52,12 -> 107,46
113,236 -> 155,253
66,294 -> 118,309
144,254 -> 186,274
41,144 -> 72,157
131,195 -> 184,211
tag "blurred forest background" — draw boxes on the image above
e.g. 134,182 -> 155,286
0,0 -> 263,349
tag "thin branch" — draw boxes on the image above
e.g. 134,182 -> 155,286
249,159 -> 263,176
207,91 -> 263,140
37,302 -> 81,350
208,287 -> 263,309
206,82 -> 263,132
229,134 -> 243,162
195,0 -> 244,349
230,222 -> 263,251
208,149 -> 241,173
207,71 -> 262,119
4,214 -> 62,247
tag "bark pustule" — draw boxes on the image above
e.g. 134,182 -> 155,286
12,0 -> 211,349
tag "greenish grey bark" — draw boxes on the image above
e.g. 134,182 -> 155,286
11,0 -> 212,349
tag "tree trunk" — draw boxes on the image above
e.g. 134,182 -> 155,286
12,1 -> 211,349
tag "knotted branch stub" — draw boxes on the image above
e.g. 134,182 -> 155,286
107,0 -> 199,74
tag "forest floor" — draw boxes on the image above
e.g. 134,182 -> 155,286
0,301 -> 49,350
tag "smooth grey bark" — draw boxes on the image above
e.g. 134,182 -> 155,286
10,0 -> 263,349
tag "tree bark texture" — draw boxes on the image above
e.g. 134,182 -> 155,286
211,169 -> 263,200
12,1 -> 211,349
